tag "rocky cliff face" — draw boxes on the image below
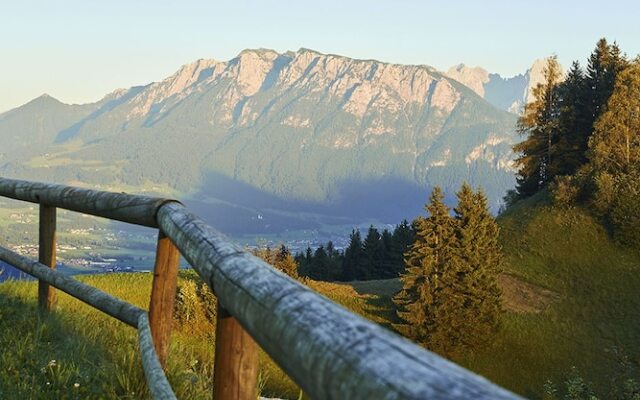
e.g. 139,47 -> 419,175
445,58 -> 561,113
1,48 -> 518,230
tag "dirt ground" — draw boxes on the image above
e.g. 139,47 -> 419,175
498,273 -> 560,313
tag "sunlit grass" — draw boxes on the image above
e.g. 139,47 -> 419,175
0,271 -> 392,399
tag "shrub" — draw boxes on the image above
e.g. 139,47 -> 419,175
174,276 -> 217,333
591,172 -> 617,215
551,175 -> 580,207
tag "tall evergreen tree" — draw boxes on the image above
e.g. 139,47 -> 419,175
585,39 -> 628,132
362,226 -> 383,279
552,61 -> 590,176
513,56 -> 563,197
449,184 -> 503,351
380,229 -> 396,279
310,245 -> 329,280
391,220 -> 415,276
342,230 -> 363,281
393,187 -> 458,353
395,185 -> 503,356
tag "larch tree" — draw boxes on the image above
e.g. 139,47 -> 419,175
589,62 -> 640,175
589,62 -> 640,247
513,55 -> 563,198
275,244 -> 300,279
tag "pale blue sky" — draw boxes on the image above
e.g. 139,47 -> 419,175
1,0 -> 639,113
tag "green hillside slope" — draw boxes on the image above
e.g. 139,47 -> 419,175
465,196 -> 640,398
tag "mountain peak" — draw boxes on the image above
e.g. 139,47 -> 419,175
25,93 -> 65,108
445,64 -> 490,97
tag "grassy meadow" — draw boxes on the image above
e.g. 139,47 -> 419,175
0,271 -> 394,399
0,199 -> 639,399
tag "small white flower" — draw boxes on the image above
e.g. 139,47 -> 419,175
74,383 -> 80,388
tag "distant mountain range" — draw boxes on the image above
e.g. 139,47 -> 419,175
445,58 -> 553,113
0,48 -> 545,234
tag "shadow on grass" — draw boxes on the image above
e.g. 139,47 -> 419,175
0,285 -> 148,399
344,279 -> 402,329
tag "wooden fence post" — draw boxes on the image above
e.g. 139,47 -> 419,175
149,230 -> 180,368
38,204 -> 56,311
213,305 -> 259,400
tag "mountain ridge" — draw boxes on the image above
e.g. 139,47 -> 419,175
1,48 -> 519,233
444,58 -> 560,113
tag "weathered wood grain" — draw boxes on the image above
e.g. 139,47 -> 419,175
213,305 -> 259,400
138,313 -> 178,400
157,202 -> 523,400
149,230 -> 180,368
0,177 -> 176,228
38,204 -> 57,311
0,246 -> 144,327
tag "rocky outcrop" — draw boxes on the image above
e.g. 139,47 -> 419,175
445,58 -> 563,114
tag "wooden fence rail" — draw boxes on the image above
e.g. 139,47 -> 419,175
0,177 -> 523,400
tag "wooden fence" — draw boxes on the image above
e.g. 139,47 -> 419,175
0,177 -> 522,400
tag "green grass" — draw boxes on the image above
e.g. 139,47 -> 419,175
0,272 -> 394,399
461,197 -> 640,398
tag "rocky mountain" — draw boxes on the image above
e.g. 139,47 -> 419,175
0,48 -> 518,234
445,58 -> 558,113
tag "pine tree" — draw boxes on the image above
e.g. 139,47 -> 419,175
380,229 -> 396,279
310,245 -> 329,280
324,240 -> 343,281
391,220 -> 415,276
585,39 -> 628,132
513,56 -> 563,197
362,226 -> 383,279
552,61 -> 590,176
393,187 -> 458,352
342,229 -> 363,281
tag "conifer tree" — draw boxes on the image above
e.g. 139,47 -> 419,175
391,220 -> 415,275
513,56 -> 563,197
585,39 -> 628,132
363,226 -> 383,279
310,245 -> 329,280
380,229 -> 396,278
588,62 -> 640,247
552,61 -> 590,176
393,187 -> 458,353
589,63 -> 640,175
342,229 -> 363,281
394,185 -> 503,356
449,183 -> 502,350
275,244 -> 299,279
